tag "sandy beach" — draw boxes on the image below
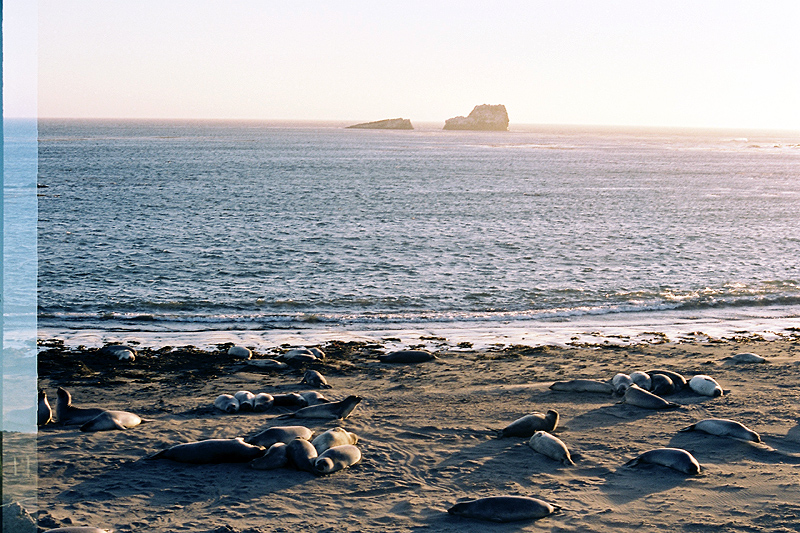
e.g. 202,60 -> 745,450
16,333 -> 800,532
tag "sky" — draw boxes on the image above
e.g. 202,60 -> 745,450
5,0 -> 800,129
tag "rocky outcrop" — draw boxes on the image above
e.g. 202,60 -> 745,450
443,104 -> 509,131
347,118 -> 413,130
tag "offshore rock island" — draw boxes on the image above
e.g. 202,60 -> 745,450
443,104 -> 509,131
346,118 -> 413,130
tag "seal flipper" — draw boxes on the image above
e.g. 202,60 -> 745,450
146,450 -> 168,460
678,424 -> 697,432
623,457 -> 641,467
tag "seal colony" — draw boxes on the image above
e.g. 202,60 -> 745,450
32,336 -> 800,532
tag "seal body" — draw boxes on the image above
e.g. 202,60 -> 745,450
623,384 -> 678,409
253,393 -> 274,412
447,495 -> 559,523
689,375 -> 723,397
646,369 -> 687,391
625,447 -> 700,474
56,387 -> 106,425
286,438 -> 318,472
246,359 -> 288,370
100,344 -> 136,361
314,444 -> 361,475
214,394 -> 240,413
612,373 -> 633,395
379,350 -> 436,363
650,374 -> 675,396
549,379 -> 613,394
630,371 -> 651,391
680,418 -> 760,442
272,392 -> 308,408
38,390 -> 53,426
150,437 -> 265,464
312,427 -> 359,454
300,391 -> 329,405
528,431 -> 574,465
245,425 -> 313,448
234,391 -> 256,411
301,369 -> 332,389
280,395 -> 362,420
498,410 -> 559,438
228,345 -> 252,359
728,352 -> 766,363
249,442 -> 289,470
80,410 -> 144,432
284,349 -> 318,366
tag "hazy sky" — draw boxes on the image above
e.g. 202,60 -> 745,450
8,1 -> 800,129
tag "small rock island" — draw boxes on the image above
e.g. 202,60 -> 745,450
346,118 -> 413,130
443,104 -> 509,131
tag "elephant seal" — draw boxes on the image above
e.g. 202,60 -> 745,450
308,347 -> 325,359
278,395 -> 362,420
680,418 -> 760,442
646,369 -> 687,391
100,344 -> 136,361
301,369 -> 332,389
624,447 -> 700,474
726,352 -> 766,364
312,427 -> 359,454
249,442 -> 289,470
650,374 -> 676,396
286,437 -> 318,473
245,425 -> 313,448
284,349 -> 318,365
528,431 -> 574,465
43,528 -> 112,533
80,410 -> 146,432
38,389 -> 53,426
378,350 -> 436,363
630,371 -> 651,391
149,437 -> 265,464
214,394 -> 240,413
314,444 -> 361,475
622,384 -> 679,409
612,373 -> 633,395
56,387 -> 106,425
228,345 -> 252,359
498,410 -> 559,438
234,391 -> 256,411
447,495 -> 559,523
246,358 -> 288,370
550,379 -> 613,394
300,391 -> 329,405
253,393 -> 274,412
689,375 -> 723,397
272,392 -> 308,408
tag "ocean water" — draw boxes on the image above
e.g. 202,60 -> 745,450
36,119 -> 800,349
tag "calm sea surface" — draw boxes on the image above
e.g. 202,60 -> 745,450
36,119 -> 800,341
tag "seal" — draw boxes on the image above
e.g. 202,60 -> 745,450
650,374 -> 675,396
42,528 -> 113,533
726,352 -> 766,364
689,375 -> 723,397
284,349 -> 318,365
278,395 -> 362,420
100,344 -> 136,362
234,391 -> 256,411
622,384 -> 679,409
149,437 -> 265,464
646,369 -> 687,391
624,447 -> 701,474
56,387 -> 106,426
249,442 -> 289,470
311,427 -> 359,454
528,431 -> 574,465
301,369 -> 332,389
253,393 -> 274,412
300,391 -> 329,405
498,410 -> 559,438
286,437 -> 318,473
680,418 -> 760,442
245,358 -> 288,370
214,394 -> 240,413
228,345 -> 252,359
80,410 -> 146,432
549,379 -> 613,394
630,371 -> 651,391
245,425 -> 313,448
612,373 -> 633,395
272,392 -> 308,408
38,389 -> 53,426
447,495 -> 559,523
378,350 -> 436,363
314,444 -> 361,475
308,347 -> 325,359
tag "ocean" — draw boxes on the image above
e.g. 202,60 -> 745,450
36,119 -> 800,351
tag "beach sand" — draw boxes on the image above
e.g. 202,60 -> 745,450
24,335 -> 800,532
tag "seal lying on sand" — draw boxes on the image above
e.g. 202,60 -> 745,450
311,427 -> 359,454
286,438 -> 318,473
622,384 -> 679,409
498,410 -> 559,438
301,369 -> 332,389
378,350 -> 436,363
249,442 -> 289,470
80,410 -> 147,432
549,379 -> 613,394
447,495 -> 560,523
278,395 -> 362,420
624,447 -> 700,474
234,391 -> 256,411
149,437 -> 265,464
680,418 -> 761,442
214,394 -> 240,413
245,425 -> 313,448
272,393 -> 308,408
646,369 -> 687,391
314,444 -> 361,475
689,375 -> 723,397
528,431 -> 574,465
612,373 -> 633,395
56,387 -> 106,426
99,344 -> 136,362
